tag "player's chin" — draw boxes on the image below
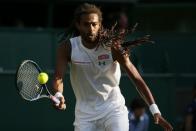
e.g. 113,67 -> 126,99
86,39 -> 96,43
90,36 -> 95,39
84,35 -> 96,42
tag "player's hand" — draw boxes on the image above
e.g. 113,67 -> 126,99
153,113 -> 173,131
52,95 -> 66,110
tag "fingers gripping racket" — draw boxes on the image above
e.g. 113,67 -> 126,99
16,60 -> 60,105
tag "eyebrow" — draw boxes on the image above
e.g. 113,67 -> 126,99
83,21 -> 99,24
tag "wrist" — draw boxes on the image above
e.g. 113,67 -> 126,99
149,104 -> 161,115
54,92 -> 63,98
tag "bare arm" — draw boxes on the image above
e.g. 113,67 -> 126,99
53,40 -> 71,109
111,44 -> 154,106
111,43 -> 173,131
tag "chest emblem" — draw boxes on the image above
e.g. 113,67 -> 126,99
97,54 -> 110,66
98,54 -> 109,60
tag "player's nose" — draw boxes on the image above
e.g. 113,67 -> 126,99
88,24 -> 94,33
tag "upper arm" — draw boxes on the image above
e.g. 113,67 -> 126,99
111,43 -> 155,105
54,40 -> 71,79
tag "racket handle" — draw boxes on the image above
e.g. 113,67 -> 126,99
50,95 -> 60,105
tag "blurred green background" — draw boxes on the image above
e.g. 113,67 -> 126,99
0,0 -> 196,131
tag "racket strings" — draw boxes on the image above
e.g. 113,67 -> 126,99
17,62 -> 42,100
20,89 -> 34,99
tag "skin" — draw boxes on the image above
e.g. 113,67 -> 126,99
53,13 -> 173,131
75,13 -> 101,49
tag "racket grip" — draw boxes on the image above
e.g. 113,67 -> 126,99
50,95 -> 60,105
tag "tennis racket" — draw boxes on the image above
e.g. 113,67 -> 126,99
16,60 -> 60,105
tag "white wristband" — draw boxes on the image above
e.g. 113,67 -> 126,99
54,92 -> 63,98
149,104 -> 161,115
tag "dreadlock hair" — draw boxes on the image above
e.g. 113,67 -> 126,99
58,3 -> 102,43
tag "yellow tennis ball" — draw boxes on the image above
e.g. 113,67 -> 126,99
37,72 -> 48,84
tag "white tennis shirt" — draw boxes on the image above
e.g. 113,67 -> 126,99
70,36 -> 126,121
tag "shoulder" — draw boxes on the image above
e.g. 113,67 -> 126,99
57,40 -> 71,61
59,39 -> 71,49
69,36 -> 80,43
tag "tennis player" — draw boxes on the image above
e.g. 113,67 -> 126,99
53,3 -> 173,131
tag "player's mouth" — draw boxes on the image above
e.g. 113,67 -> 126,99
87,34 -> 97,40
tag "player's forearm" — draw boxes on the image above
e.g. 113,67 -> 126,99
123,62 -> 155,106
53,42 -> 69,94
53,66 -> 65,94
53,78 -> 64,93
131,74 -> 155,106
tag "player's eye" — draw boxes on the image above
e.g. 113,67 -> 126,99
92,23 -> 97,27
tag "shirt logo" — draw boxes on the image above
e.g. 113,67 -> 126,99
98,61 -> 106,66
98,54 -> 110,66
98,54 -> 109,60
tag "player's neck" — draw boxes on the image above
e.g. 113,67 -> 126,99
82,39 -> 98,49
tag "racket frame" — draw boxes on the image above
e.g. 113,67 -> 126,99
15,60 -> 53,102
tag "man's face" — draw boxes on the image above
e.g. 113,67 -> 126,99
76,13 -> 101,43
134,108 -> 145,119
